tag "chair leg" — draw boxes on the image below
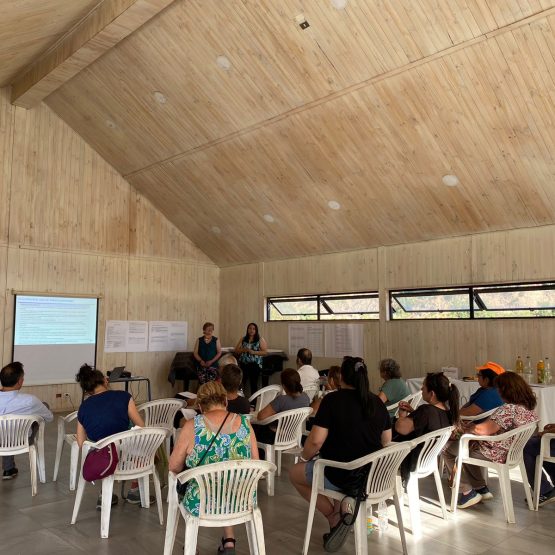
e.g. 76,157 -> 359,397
37,423 -> 46,483
246,519 -> 258,555
433,468 -> 448,521
520,461 -> 534,511
266,446 -> 275,496
534,455 -> 543,511
29,445 -> 38,496
302,484 -> 319,555
406,475 -> 422,537
100,477 -> 116,538
71,473 -> 87,524
277,450 -> 282,477
153,470 -> 164,525
183,514 -> 200,555
353,499 -> 368,555
450,458 -> 463,515
498,468 -> 515,524
393,493 -> 408,555
163,488 -> 179,555
52,430 -> 65,482
69,441 -> 79,491
252,506 -> 267,555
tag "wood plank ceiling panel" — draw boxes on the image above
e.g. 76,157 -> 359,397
45,0 -> 519,175
127,15 -> 555,266
0,0 -> 101,87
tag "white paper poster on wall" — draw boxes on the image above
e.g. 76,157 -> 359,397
324,324 -> 364,358
288,324 -> 324,357
148,321 -> 188,352
104,320 -> 148,353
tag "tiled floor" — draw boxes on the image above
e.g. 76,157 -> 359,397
1,419 -> 554,554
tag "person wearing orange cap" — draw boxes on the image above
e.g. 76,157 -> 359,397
459,362 -> 505,418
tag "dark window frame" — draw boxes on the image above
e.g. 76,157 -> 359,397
266,292 -> 379,322
389,281 -> 555,320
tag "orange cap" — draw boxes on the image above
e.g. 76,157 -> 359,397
476,361 -> 505,375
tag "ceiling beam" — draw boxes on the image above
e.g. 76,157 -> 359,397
10,0 -> 175,109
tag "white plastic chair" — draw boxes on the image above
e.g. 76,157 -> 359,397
248,385 -> 281,413
389,391 -> 423,418
52,411 -> 79,490
302,442 -> 413,555
164,459 -> 276,555
396,426 -> 453,537
303,385 -> 320,402
460,407 -> 498,422
255,407 -> 313,495
0,414 -> 45,495
71,427 -> 169,538
138,398 -> 185,455
534,431 -> 555,510
450,421 -> 538,523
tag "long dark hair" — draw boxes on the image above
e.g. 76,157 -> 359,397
281,368 -> 303,395
424,372 -> 460,426
496,372 -> 536,410
75,363 -> 105,394
243,322 -> 260,343
341,356 -> 374,419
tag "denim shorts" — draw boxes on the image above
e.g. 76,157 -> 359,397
304,459 -> 342,492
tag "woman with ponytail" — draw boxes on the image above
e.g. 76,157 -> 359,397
395,371 -> 460,482
289,357 -> 391,549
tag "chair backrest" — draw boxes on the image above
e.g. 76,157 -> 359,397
460,407 -> 497,422
410,426 -> 453,477
503,421 -> 538,467
175,459 -> 276,520
392,391 -> 423,417
138,399 -> 184,430
248,385 -> 281,412
272,407 -> 313,448
303,385 -> 320,402
0,415 -> 40,453
364,442 -> 413,503
86,427 -> 169,477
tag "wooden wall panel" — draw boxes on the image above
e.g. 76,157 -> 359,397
127,259 -> 219,400
10,101 -> 130,254
0,89 -> 13,244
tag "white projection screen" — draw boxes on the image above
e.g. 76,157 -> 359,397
13,294 -> 99,385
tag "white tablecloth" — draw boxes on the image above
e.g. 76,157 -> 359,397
407,377 -> 555,428
406,377 -> 479,405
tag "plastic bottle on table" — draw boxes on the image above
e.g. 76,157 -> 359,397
377,501 -> 388,532
544,357 -> 552,384
515,355 -> 524,375
524,355 -> 533,384
537,359 -> 545,384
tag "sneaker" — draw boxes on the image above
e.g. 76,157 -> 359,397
538,488 -> 555,507
96,494 -> 118,511
476,486 -> 493,500
125,487 -> 156,506
2,468 -> 18,480
457,489 -> 482,509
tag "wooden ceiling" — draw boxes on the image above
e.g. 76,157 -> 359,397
6,1 -> 555,266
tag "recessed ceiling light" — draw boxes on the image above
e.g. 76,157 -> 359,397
331,0 -> 348,9
328,200 -> 341,210
211,226 -> 221,234
153,91 -> 167,104
442,174 -> 460,187
105,119 -> 117,129
216,55 -> 232,70
263,214 -> 275,223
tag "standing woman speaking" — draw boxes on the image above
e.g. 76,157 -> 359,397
235,323 -> 268,394
193,322 -> 222,384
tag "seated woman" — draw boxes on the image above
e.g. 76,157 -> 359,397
443,371 -> 537,509
235,322 -> 268,395
377,358 -> 410,417
169,381 -> 258,555
310,365 -> 341,418
253,368 -> 310,445
524,422 -> 555,506
289,357 -> 391,551
193,322 -> 222,384
76,364 -> 144,507
460,361 -> 504,418
220,364 -> 251,414
394,372 -> 460,484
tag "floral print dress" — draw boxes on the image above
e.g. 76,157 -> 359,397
183,413 -> 252,516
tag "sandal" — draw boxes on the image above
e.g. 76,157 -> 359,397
217,537 -> 236,554
322,496 -> 356,552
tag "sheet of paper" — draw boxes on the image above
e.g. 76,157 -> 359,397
126,321 -> 148,352
288,323 -> 324,357
148,321 -> 187,352
104,320 -> 148,353
324,323 -> 364,358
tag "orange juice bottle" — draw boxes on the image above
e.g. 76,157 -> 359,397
515,356 -> 524,375
537,359 -> 545,384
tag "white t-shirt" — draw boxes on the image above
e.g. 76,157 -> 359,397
0,390 -> 53,422
298,364 -> 320,399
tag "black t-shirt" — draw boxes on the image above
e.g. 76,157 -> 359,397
227,395 -> 251,415
396,403 -> 451,442
313,389 -> 391,488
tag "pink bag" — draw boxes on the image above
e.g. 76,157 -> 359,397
82,443 -> 119,482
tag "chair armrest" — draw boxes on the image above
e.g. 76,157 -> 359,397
540,432 -> 555,455
253,414 -> 279,426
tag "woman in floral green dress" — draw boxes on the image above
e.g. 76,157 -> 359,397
169,381 -> 259,554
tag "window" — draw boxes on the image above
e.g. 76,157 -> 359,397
390,282 -> 555,320
266,292 -> 379,321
